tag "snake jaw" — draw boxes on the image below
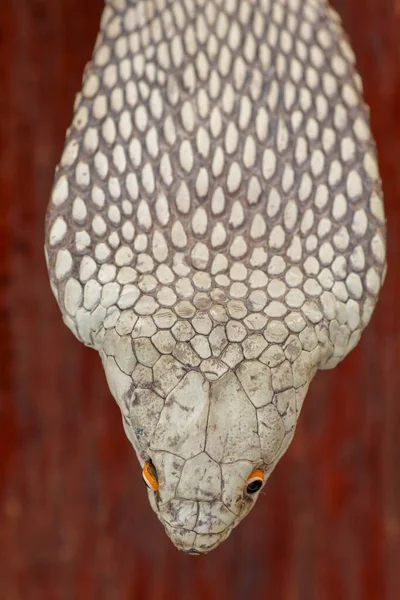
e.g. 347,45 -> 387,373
45,0 -> 386,552
152,486 -> 258,554
151,491 -> 251,554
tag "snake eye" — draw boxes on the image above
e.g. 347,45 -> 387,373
142,461 -> 159,491
246,468 -> 264,495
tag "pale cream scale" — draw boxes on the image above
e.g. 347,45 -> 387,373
45,0 -> 386,554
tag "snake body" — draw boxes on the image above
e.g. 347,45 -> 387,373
45,0 -> 386,554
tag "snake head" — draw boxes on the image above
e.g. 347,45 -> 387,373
103,353 -> 312,553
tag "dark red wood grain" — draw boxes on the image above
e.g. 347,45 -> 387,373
0,1 -> 399,598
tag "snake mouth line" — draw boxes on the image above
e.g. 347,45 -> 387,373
155,495 -> 253,554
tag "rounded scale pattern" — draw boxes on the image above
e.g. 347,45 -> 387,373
45,0 -> 386,554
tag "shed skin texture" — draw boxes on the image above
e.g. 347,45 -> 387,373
45,0 -> 386,554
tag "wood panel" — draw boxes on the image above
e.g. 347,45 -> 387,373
0,1 -> 399,598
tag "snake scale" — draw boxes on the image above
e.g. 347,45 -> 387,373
45,0 -> 387,554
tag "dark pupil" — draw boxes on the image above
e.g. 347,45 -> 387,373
247,479 -> 262,494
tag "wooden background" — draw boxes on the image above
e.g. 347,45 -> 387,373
0,1 -> 399,598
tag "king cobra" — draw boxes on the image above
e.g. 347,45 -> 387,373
45,0 -> 387,554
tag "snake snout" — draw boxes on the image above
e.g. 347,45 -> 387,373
157,498 -> 236,552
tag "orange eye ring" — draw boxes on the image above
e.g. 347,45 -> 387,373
142,461 -> 159,492
246,468 -> 264,494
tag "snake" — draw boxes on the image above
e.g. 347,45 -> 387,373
45,0 -> 387,554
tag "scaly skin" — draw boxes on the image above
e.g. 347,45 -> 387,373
45,0 -> 386,554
